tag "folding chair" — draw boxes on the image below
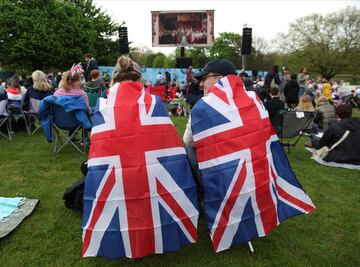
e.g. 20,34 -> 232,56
25,97 -> 42,135
83,85 -> 103,108
6,99 -> 30,135
278,110 -> 315,159
51,104 -> 88,154
0,93 -> 11,140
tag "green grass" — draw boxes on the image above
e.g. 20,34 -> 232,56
0,115 -> 359,267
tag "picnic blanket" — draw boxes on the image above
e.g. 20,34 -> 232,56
306,147 -> 360,170
0,198 -> 39,239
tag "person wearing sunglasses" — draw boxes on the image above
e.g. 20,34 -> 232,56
183,58 -> 237,188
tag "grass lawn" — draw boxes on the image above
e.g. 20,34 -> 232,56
0,115 -> 359,267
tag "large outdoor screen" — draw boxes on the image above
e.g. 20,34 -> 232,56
151,10 -> 214,47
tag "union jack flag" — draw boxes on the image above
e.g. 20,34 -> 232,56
82,82 -> 199,259
191,75 -> 315,252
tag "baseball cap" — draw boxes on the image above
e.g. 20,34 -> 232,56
194,58 -> 237,80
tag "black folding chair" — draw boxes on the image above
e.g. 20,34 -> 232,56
51,104 -> 88,154
6,99 -> 30,136
278,110 -> 315,159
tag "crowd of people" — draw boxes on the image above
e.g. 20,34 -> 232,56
1,56 -> 359,166
238,65 -> 360,165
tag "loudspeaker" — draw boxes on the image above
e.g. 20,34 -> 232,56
176,58 -> 193,68
241,27 -> 252,55
118,27 -> 130,54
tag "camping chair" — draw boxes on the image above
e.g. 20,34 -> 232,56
0,93 -> 11,140
51,104 -> 88,154
25,96 -> 42,135
278,110 -> 315,159
83,85 -> 103,109
6,99 -> 30,136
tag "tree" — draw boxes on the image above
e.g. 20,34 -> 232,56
152,53 -> 167,68
186,47 -> 210,68
276,6 -> 360,79
210,32 -> 242,68
130,45 -> 154,67
0,0 -> 118,72
65,0 -> 120,66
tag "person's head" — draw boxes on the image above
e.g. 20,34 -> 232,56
300,67 -> 308,74
290,74 -> 297,80
317,96 -> 329,104
32,70 -> 52,91
270,87 -> 279,98
84,53 -> 92,62
11,76 -> 21,90
335,104 -> 352,120
272,65 -> 279,73
111,56 -> 142,85
194,58 -> 237,95
61,64 -> 83,91
90,69 -> 100,81
298,95 -> 314,111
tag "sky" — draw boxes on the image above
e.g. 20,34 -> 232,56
93,0 -> 359,54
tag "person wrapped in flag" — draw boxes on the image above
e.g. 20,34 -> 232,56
184,58 -> 316,252
82,56 -> 199,259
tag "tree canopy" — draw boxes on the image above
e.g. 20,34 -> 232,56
0,0 -> 119,72
276,6 -> 360,79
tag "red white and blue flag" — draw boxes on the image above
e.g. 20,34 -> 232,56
191,75 -> 315,252
82,82 -> 199,259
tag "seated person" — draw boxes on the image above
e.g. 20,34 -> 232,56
314,96 -> 336,130
295,95 -> 318,133
264,87 -> 285,132
24,70 -> 54,113
84,69 -> 105,93
6,76 -> 23,102
54,65 -> 90,113
311,104 -> 360,165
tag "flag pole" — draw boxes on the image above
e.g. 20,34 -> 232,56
247,241 -> 255,253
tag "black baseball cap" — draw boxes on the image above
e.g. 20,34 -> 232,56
194,58 -> 237,80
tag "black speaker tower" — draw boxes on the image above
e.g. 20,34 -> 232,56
241,27 -> 252,55
118,26 -> 130,54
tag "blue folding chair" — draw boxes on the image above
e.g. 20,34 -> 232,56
0,93 -> 11,140
51,104 -> 88,154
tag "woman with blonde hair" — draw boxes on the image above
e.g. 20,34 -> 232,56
24,70 -> 54,112
110,56 -> 142,86
54,64 -> 90,112
295,94 -> 315,112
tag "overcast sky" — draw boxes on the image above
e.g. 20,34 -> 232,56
93,0 -> 359,54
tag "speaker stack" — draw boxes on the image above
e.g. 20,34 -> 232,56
241,27 -> 252,55
118,27 -> 130,54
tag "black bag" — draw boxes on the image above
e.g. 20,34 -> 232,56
63,177 -> 85,212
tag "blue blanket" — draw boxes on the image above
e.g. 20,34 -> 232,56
0,197 -> 25,220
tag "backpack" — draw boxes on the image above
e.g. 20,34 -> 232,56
63,161 -> 88,212
63,178 -> 85,212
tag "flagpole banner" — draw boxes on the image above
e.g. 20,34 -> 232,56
191,75 -> 315,252
82,81 -> 199,259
